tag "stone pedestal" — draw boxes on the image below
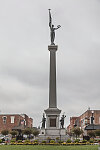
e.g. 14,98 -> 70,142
44,108 -> 61,129
39,128 -> 67,142
40,128 -> 46,135
39,108 -> 67,141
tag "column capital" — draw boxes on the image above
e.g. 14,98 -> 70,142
48,45 -> 58,51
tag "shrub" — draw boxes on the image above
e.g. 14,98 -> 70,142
82,139 -> 87,143
34,140 -> 38,142
18,140 -> 22,143
66,139 -> 71,143
50,140 -> 55,143
42,140 -> 46,144
11,138 -> 16,143
1,130 -> 9,135
33,140 -> 38,145
24,140 -> 30,143
23,139 -> 31,145
0,139 -> 2,143
10,130 -> 18,138
33,129 -> 39,137
72,127 -> 83,139
88,131 -> 95,138
74,139 -> 80,143
89,139 -> 94,143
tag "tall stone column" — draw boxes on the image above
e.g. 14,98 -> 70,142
44,45 -> 61,130
48,45 -> 58,108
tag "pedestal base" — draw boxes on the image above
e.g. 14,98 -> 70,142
39,128 -> 68,142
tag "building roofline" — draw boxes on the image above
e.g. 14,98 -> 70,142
0,114 -> 33,120
70,109 -> 100,119
79,109 -> 100,117
0,113 -> 26,116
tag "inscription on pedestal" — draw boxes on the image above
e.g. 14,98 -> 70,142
50,118 -> 56,127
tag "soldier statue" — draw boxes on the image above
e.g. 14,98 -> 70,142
60,114 -> 66,128
41,113 -> 46,128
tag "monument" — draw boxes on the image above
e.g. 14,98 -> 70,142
39,10 -> 67,141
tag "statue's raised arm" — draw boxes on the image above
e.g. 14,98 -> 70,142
54,25 -> 61,30
49,9 -> 52,29
48,9 -> 61,45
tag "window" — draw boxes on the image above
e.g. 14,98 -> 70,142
2,116 -> 7,124
11,116 -> 15,123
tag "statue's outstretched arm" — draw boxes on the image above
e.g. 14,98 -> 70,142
54,25 -> 61,30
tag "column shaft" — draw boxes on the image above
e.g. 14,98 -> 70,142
48,45 -> 58,108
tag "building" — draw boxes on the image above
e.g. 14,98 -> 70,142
0,114 -> 33,133
79,109 -> 100,131
70,117 -> 79,131
67,109 -> 100,135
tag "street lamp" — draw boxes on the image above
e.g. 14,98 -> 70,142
91,111 -> 94,124
91,110 -> 94,130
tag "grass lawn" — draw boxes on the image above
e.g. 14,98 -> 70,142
0,145 -> 98,150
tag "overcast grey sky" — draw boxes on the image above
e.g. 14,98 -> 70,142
0,0 -> 100,127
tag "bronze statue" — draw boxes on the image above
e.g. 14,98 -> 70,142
60,114 -> 66,128
49,9 -> 61,45
41,113 -> 46,128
